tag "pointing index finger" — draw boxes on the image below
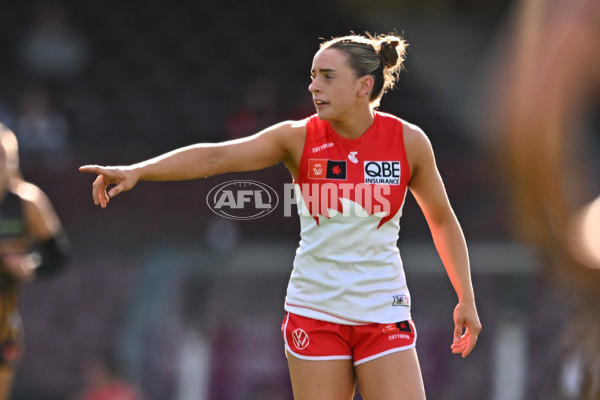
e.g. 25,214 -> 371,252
79,165 -> 105,174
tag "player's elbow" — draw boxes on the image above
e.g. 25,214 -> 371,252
33,231 -> 70,279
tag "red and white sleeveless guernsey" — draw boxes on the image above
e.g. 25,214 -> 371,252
285,111 -> 413,324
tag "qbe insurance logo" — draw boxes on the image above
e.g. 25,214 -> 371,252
206,180 -> 279,220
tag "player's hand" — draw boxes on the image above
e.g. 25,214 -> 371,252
1,253 -> 37,281
451,300 -> 481,358
79,165 -> 139,208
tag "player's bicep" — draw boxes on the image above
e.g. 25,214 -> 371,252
214,121 -> 298,174
407,130 -> 453,225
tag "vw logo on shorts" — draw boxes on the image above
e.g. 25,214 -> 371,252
206,180 -> 279,220
292,329 -> 310,350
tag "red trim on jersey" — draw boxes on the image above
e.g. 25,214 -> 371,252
294,112 -> 411,228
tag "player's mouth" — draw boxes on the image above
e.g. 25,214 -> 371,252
314,99 -> 329,108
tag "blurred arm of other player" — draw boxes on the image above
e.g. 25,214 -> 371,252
0,125 -> 69,281
6,181 -> 70,279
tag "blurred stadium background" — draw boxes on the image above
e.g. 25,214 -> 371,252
1,0 -> 597,399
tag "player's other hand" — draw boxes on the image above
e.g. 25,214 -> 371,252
79,165 -> 139,208
451,300 -> 481,358
1,253 -> 36,281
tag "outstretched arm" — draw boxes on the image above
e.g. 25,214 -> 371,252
80,121 -> 304,208
405,123 -> 482,358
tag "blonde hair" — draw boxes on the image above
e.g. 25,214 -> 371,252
0,123 -> 22,181
320,32 -> 408,107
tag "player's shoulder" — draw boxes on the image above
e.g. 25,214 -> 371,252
263,119 -> 308,145
375,112 -> 427,138
10,180 -> 51,208
253,119 -> 308,160
279,118 -> 309,130
265,118 -> 308,134
397,120 -> 435,176
401,119 -> 431,152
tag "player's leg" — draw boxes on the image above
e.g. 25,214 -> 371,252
355,347 -> 426,400
0,366 -> 15,400
282,312 -> 357,399
286,351 -> 356,400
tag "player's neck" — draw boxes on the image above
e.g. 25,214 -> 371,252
330,109 -> 374,140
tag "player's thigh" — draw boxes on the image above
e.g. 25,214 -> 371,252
0,366 -> 15,400
355,347 -> 426,400
286,350 -> 356,400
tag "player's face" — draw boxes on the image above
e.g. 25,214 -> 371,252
309,48 -> 365,121
0,147 -> 8,190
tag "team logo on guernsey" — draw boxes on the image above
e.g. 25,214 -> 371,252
392,294 -> 410,307
308,159 -> 347,180
364,161 -> 401,185
291,329 -> 310,350
348,151 -> 358,164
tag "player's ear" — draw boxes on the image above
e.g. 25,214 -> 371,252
358,75 -> 374,98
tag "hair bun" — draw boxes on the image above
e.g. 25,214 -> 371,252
379,38 -> 401,68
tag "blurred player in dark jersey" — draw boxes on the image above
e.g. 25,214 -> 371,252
0,123 -> 69,400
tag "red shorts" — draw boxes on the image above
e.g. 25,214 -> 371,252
282,312 -> 417,366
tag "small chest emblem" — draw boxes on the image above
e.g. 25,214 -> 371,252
392,295 -> 410,307
348,151 -> 358,164
308,159 -> 347,180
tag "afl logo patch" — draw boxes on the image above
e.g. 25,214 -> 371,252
291,329 -> 310,350
308,159 -> 347,180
